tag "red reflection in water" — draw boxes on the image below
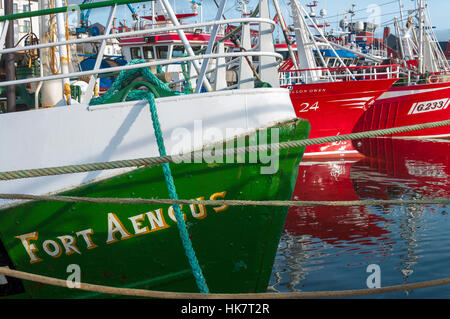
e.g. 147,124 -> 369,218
353,138 -> 450,199
286,138 -> 450,245
286,160 -> 391,244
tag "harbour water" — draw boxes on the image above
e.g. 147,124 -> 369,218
269,137 -> 450,298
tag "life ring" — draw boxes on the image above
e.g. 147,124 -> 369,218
427,74 -> 440,84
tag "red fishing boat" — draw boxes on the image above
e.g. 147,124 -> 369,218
279,64 -> 399,158
344,0 -> 450,141
275,0 -> 399,159
277,0 -> 450,158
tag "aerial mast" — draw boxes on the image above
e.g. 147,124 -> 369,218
418,0 -> 424,74
4,0 -> 16,112
398,0 -> 405,28
272,0 -> 298,69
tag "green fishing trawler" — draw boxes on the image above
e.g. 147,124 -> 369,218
0,117 -> 309,298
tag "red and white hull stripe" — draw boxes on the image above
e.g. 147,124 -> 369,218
284,78 -> 398,159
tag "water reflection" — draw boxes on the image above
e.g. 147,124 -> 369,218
270,138 -> 450,296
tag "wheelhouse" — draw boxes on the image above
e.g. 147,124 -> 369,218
314,49 -> 359,68
120,32 -> 235,67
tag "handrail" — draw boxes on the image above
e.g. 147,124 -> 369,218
0,51 -> 283,88
279,64 -> 401,74
0,0 -> 150,22
0,2 -> 280,93
424,70 -> 450,76
0,18 -> 276,56
279,64 -> 400,85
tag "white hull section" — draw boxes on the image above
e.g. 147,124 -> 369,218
0,88 -> 296,208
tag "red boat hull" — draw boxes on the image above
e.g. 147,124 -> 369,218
354,81 -> 450,139
284,78 -> 398,158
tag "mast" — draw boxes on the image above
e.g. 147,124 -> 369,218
418,0 -> 424,74
258,0 -> 279,87
290,0 -> 321,82
151,1 -> 155,29
291,0 -> 355,82
272,0 -> 299,70
4,0 -> 16,112
394,17 -> 405,60
39,0 -> 64,108
159,0 -> 213,92
55,0 -> 71,105
398,0 -> 405,28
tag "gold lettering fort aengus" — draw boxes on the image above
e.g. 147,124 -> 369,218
15,191 -> 228,264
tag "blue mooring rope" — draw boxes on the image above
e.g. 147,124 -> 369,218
90,59 -> 210,293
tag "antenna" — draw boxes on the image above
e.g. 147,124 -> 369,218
349,3 -> 356,24
235,0 -> 250,15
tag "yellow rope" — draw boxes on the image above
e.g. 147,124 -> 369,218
0,193 -> 448,207
1,267 -> 449,299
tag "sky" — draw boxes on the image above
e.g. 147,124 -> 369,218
68,0 -> 450,39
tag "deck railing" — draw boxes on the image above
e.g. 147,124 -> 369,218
392,69 -> 450,87
279,64 -> 401,86
0,0 -> 281,106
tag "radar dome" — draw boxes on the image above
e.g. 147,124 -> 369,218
354,21 -> 364,32
339,19 -> 348,30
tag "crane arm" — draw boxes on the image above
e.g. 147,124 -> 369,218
126,3 -> 139,21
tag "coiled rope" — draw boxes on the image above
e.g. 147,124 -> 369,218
91,60 -> 209,293
0,267 -> 449,299
0,119 -> 449,181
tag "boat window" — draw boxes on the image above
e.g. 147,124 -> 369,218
328,58 -> 336,67
192,46 -> 201,54
156,46 -> 169,59
130,47 -> 142,59
336,59 -> 346,67
172,46 -> 185,58
143,46 -> 154,59
334,59 -> 344,68
315,57 -> 322,66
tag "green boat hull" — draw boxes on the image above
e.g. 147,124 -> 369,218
0,118 -> 309,298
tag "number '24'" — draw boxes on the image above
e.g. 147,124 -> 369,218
298,102 -> 319,113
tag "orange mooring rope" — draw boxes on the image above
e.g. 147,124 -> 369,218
1,267 -> 449,299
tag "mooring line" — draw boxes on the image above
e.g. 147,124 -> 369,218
88,59 -> 210,294
0,119 -> 449,181
0,193 -> 449,207
0,267 -> 449,299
